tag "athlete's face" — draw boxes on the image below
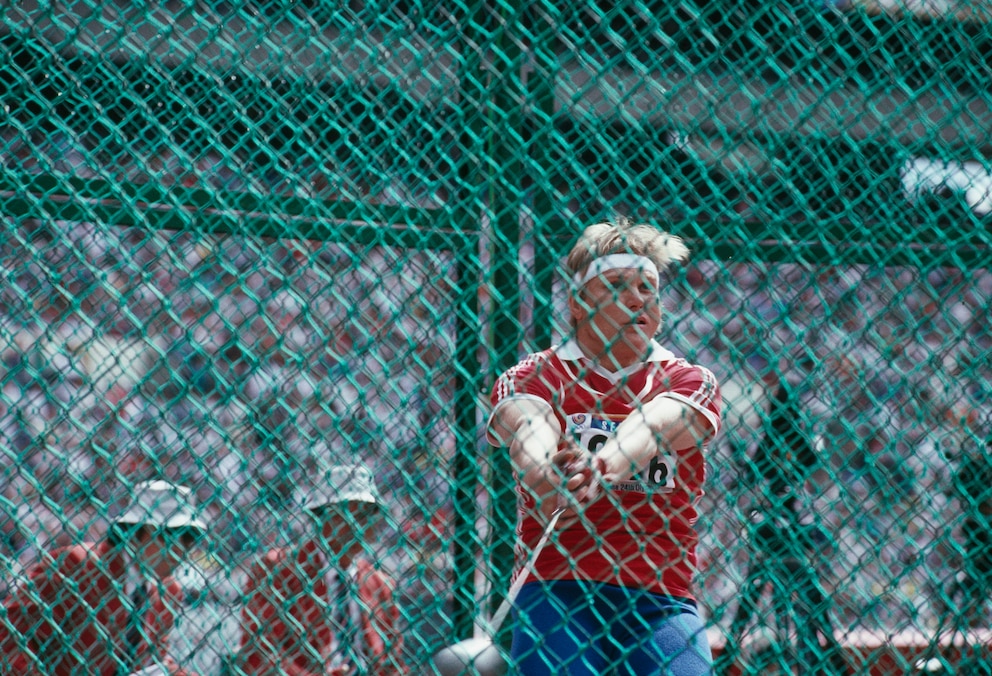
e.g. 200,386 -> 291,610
570,266 -> 662,370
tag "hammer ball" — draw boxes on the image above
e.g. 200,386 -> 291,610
432,638 -> 507,676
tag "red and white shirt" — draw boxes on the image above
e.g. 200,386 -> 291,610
0,542 -> 185,676
488,339 -> 722,600
237,542 -> 407,676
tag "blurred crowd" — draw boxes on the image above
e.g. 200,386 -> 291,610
0,220 -> 458,552
3,130 -> 992,671
672,260 -> 992,636
1,128 -> 472,671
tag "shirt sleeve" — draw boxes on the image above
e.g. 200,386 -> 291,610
652,360 -> 723,440
490,353 -> 555,409
487,353 -> 560,446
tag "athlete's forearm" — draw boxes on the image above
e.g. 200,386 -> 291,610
510,416 -> 563,509
491,400 -> 563,504
594,396 -> 711,481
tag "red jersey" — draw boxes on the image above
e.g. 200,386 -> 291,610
0,541 -> 184,676
488,340 -> 722,600
237,541 -> 407,676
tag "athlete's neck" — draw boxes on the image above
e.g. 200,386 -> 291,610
575,337 -> 642,372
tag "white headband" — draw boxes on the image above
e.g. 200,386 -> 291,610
572,254 -> 660,289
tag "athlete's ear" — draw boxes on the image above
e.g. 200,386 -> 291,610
569,290 -> 588,323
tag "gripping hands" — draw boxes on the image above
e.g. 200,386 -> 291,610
550,442 -> 609,520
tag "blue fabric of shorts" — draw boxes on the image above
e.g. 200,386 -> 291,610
510,580 -> 713,675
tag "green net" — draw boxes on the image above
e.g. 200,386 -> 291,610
1,2 -> 991,674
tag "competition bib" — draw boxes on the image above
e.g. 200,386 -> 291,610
566,413 -> 675,492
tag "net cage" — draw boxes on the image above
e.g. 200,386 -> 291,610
1,1 -> 991,674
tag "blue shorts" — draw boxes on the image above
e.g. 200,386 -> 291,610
510,580 -> 713,675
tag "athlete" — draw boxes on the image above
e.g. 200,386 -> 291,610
488,216 -> 722,675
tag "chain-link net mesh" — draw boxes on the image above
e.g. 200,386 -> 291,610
2,2 -> 991,674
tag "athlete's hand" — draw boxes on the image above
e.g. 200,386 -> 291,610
552,444 -> 607,509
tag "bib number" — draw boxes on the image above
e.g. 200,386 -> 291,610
566,414 -> 675,491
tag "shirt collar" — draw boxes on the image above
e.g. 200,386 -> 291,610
553,339 -> 675,377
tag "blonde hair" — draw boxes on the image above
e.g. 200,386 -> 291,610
565,216 -> 689,282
